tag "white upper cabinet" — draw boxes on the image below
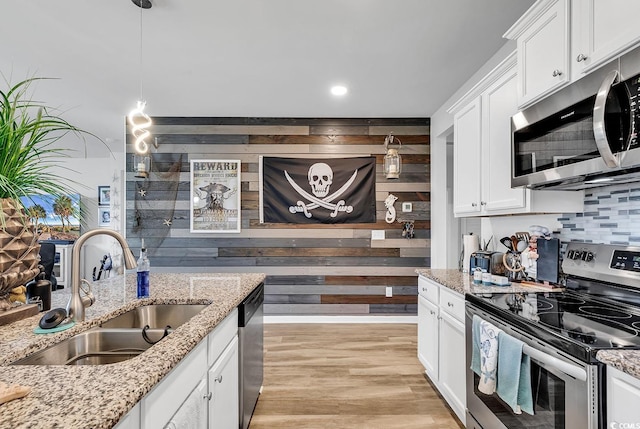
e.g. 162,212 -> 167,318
505,0 -> 570,107
481,63 -> 525,213
453,97 -> 482,216
506,0 -> 640,107
449,52 -> 583,218
572,0 -> 640,79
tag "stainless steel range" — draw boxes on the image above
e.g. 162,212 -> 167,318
465,242 -> 640,429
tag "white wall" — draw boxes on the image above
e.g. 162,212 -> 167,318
429,41 -> 517,268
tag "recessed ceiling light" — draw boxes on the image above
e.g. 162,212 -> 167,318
331,85 -> 348,96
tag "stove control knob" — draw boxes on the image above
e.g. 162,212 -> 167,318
572,250 -> 583,260
567,250 -> 575,259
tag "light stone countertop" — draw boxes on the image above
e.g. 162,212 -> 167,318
415,268 -> 560,295
0,272 -> 265,429
416,268 -> 640,381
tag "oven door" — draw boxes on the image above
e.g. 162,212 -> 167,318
465,304 -> 599,429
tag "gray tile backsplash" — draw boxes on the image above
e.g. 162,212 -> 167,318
557,183 -> 640,245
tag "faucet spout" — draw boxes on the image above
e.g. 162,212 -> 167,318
66,229 -> 138,322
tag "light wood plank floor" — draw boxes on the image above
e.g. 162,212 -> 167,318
249,324 -> 465,429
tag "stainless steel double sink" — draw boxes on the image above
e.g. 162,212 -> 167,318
12,304 -> 208,366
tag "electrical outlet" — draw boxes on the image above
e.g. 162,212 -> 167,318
402,202 -> 412,212
371,230 -> 385,240
385,286 -> 393,297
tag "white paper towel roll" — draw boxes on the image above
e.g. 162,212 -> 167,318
462,234 -> 479,273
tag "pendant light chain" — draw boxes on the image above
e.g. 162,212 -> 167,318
138,3 -> 144,103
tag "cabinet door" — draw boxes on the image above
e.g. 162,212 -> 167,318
438,310 -> 466,426
607,366 -> 640,426
481,65 -> 526,213
453,97 -> 482,216
141,340 -> 207,429
164,380 -> 208,429
517,0 -> 569,106
418,295 -> 439,379
572,0 -> 640,77
208,336 -> 239,429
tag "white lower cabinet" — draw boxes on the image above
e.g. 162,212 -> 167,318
438,310 -> 466,422
117,309 -> 239,429
417,294 -> 438,378
417,276 -> 466,425
113,403 -> 140,429
607,365 -> 640,426
141,340 -> 208,429
208,337 -> 239,429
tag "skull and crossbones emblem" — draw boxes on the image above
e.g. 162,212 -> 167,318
308,163 -> 333,197
286,163 -> 356,218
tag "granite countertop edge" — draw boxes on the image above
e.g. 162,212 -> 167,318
0,272 -> 265,429
415,268 -> 640,381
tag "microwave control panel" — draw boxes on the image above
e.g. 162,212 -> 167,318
624,73 -> 640,149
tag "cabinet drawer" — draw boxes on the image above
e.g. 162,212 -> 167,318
439,287 -> 465,323
208,308 -> 238,367
418,276 -> 439,305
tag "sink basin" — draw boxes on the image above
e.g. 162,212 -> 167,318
12,329 -> 154,365
100,304 -> 208,329
11,304 -> 208,366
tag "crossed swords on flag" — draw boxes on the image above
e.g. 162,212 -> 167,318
284,170 -> 358,218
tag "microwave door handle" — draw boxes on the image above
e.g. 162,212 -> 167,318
593,69 -> 621,168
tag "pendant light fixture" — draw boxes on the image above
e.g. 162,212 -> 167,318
383,132 -> 402,179
129,0 -> 156,179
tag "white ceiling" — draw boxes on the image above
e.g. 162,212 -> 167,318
1,0 -> 534,156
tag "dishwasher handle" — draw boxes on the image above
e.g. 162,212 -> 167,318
239,283 -> 264,327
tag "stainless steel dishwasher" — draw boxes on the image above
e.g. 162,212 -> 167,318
238,282 -> 264,429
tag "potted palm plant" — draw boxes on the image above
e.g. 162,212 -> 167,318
0,77 -> 96,312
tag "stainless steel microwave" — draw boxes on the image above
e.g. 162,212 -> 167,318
511,48 -> 640,190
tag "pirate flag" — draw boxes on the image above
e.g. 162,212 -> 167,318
260,156 -> 376,224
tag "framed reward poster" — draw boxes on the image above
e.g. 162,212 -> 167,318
190,159 -> 241,233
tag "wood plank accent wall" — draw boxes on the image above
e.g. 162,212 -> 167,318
125,118 -> 430,316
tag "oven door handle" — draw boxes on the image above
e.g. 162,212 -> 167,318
466,307 -> 587,382
522,344 -> 587,381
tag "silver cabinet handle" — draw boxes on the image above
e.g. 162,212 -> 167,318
215,375 -> 223,383
447,302 -> 454,307
471,202 -> 477,207
429,310 -> 435,315
204,392 -> 212,400
576,53 -> 588,62
480,201 -> 486,206
593,69 -> 621,168
552,69 -> 562,77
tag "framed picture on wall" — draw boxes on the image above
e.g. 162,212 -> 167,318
98,207 -> 111,227
98,186 -> 111,206
190,159 -> 241,233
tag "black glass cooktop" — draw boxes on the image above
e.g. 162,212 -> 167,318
467,288 -> 640,362
467,243 -> 640,363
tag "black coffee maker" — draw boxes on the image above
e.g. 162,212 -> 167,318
26,265 -> 52,311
